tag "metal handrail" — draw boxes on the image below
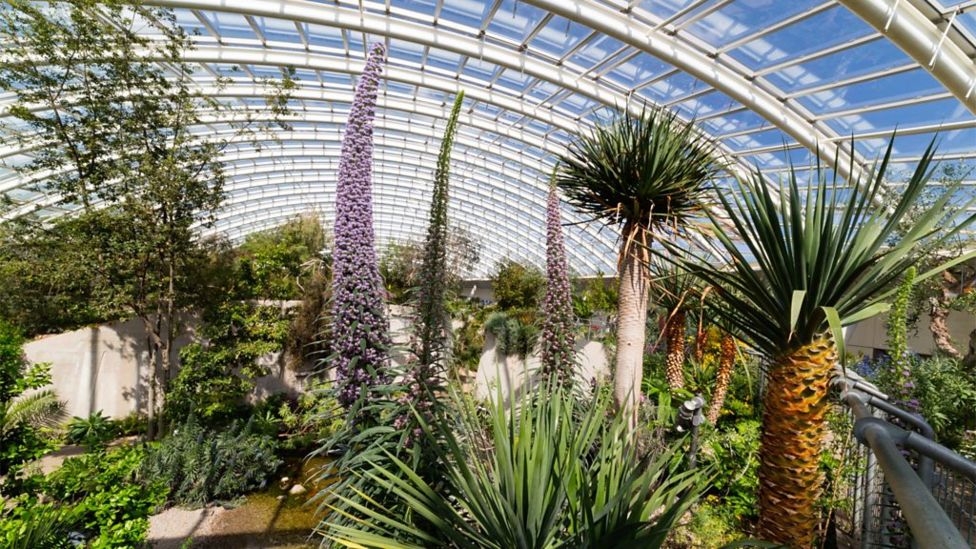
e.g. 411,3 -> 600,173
834,368 -> 976,549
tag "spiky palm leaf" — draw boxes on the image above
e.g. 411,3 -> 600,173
664,139 -> 976,545
557,107 -> 721,424
0,390 -> 65,436
323,382 -> 704,548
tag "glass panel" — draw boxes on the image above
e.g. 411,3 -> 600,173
486,0 -> 548,43
687,0 -> 821,49
528,16 -> 590,56
728,6 -> 872,71
798,68 -> 943,114
764,39 -> 908,93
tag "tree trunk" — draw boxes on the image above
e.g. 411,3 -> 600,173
665,310 -> 686,390
929,289 -> 961,358
756,336 -> 836,547
706,333 -> 736,423
613,231 -> 650,429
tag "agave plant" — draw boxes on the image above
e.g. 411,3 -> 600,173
666,140 -> 976,545
323,383 -> 703,549
557,107 -> 720,427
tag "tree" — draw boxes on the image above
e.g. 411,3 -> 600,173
557,108 -> 719,427
667,141 -> 976,545
491,259 -> 545,311
0,0 -> 293,437
651,259 -> 701,391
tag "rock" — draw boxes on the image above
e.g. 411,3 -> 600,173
276,495 -> 285,501
280,476 -> 290,484
288,484 -> 307,496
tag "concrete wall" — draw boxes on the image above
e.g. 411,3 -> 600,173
845,310 -> 976,359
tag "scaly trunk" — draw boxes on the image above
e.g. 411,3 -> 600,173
706,333 -> 736,423
614,230 -> 650,429
929,289 -> 961,358
665,310 -> 686,390
756,336 -> 836,547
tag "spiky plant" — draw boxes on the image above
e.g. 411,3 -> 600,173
322,382 -> 704,548
666,141 -> 976,545
558,108 -> 719,426
395,91 -> 465,446
539,173 -> 576,386
329,42 -> 390,415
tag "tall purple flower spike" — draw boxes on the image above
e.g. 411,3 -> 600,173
540,173 -> 576,384
330,42 -> 391,410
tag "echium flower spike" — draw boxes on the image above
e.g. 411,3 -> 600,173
540,168 -> 576,385
330,42 -> 391,411
394,91 -> 465,444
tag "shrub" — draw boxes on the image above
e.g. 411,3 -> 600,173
1,445 -> 167,548
66,411 -> 118,449
700,419 -> 761,525
490,258 -> 545,310
141,416 -> 282,506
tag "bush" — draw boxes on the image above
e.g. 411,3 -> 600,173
490,258 -> 544,310
165,302 -> 290,424
141,416 -> 282,506
699,419 -> 761,525
66,411 -> 118,449
1,445 -> 166,548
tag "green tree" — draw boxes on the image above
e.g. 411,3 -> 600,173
0,0 -> 293,437
491,259 -> 545,310
557,108 -> 719,427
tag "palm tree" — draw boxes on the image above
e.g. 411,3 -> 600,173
557,108 -> 719,426
668,141 -> 976,546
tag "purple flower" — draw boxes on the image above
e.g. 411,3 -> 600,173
539,178 -> 576,384
330,43 -> 391,411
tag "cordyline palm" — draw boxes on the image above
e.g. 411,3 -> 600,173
665,140 -> 976,546
650,257 -> 701,391
557,108 -> 719,427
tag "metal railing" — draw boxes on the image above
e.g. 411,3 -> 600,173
833,368 -> 976,549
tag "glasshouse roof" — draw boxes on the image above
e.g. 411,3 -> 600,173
2,0 -> 976,277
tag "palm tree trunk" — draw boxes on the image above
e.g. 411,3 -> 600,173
665,310 -> 686,390
929,289 -> 961,358
706,333 -> 736,423
614,231 -> 650,429
756,336 -> 835,547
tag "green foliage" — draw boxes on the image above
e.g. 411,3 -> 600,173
253,382 -> 344,452
668,139 -> 976,361
322,383 -> 705,547
701,419 -> 761,524
0,321 -> 64,486
1,445 -> 166,548
877,355 -> 976,448
485,310 -> 539,358
141,416 -> 282,506
571,272 -> 618,319
491,259 -> 545,310
65,411 -> 118,450
448,298 -> 490,373
165,302 -> 290,424
885,267 -> 916,372
380,241 -> 424,305
234,215 -> 328,300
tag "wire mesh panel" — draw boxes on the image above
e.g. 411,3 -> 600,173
932,463 -> 976,546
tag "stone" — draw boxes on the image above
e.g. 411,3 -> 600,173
288,484 -> 307,496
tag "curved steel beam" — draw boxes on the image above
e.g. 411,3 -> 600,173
141,1 -> 766,179
837,0 -> 976,114
524,0 -> 869,184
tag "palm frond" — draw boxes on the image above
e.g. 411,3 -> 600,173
663,137 -> 976,358
557,107 -> 722,243
1,390 -> 66,435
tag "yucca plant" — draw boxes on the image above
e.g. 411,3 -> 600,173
665,140 -> 976,545
322,382 -> 704,548
558,107 -> 720,427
